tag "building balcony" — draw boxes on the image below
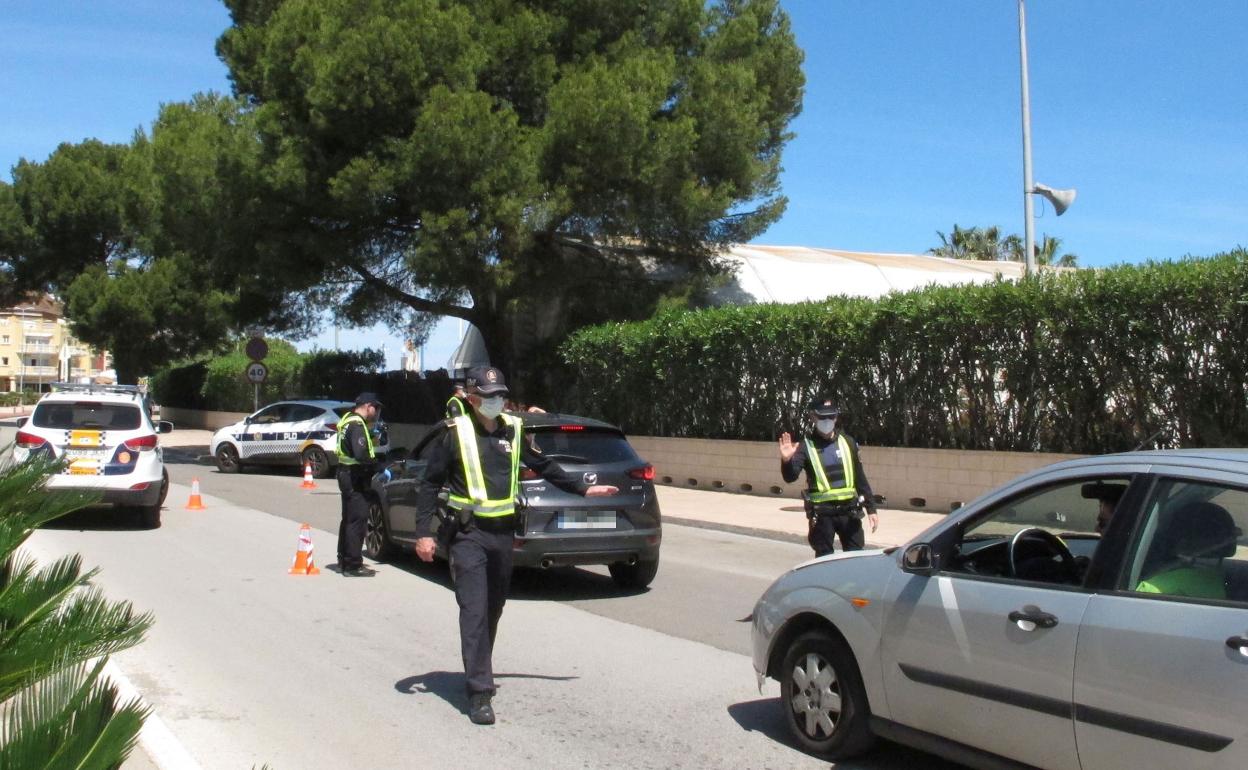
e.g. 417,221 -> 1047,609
20,343 -> 58,354
16,366 -> 59,378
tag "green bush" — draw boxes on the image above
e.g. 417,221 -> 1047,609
151,342 -> 448,423
560,249 -> 1248,453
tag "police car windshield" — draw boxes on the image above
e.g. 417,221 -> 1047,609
529,428 -> 639,465
32,402 -> 142,431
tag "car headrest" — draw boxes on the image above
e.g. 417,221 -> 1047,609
1174,501 -> 1239,560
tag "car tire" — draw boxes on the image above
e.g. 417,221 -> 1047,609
138,469 -> 169,529
364,497 -> 396,561
779,630 -> 875,759
608,557 -> 659,589
215,444 -> 243,474
303,446 -> 333,479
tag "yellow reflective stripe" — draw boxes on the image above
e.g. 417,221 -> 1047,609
336,412 -> 374,465
452,416 -> 488,500
806,435 -> 857,503
450,414 -> 522,518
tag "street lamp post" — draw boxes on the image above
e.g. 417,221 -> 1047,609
1018,0 -> 1037,277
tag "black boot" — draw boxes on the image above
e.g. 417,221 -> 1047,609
468,692 -> 495,725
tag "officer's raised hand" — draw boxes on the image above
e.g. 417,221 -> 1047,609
778,431 -> 798,462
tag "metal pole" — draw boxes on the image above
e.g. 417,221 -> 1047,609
1018,0 -> 1036,276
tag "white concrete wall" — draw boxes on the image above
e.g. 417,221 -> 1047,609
629,435 -> 1085,513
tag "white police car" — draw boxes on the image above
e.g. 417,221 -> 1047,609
14,383 -> 174,528
210,400 -> 390,478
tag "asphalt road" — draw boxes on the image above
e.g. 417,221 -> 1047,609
3,420 -> 961,769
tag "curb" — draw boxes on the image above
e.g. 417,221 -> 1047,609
663,515 -> 896,550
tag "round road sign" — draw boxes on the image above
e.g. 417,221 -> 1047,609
245,337 -> 269,361
245,362 -> 269,384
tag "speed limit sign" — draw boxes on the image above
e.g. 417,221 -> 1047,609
245,362 -> 269,384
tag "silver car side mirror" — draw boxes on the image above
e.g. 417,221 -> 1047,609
902,543 -> 939,576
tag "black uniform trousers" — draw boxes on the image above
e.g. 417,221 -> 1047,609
808,510 -> 865,557
449,518 -> 515,696
336,466 -> 371,570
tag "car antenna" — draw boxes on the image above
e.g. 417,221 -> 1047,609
1131,429 -> 1165,452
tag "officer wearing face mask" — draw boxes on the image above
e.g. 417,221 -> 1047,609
779,398 -> 878,557
413,366 -> 618,725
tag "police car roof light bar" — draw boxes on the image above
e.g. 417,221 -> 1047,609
49,382 -> 142,396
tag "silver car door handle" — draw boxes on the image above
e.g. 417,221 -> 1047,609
1008,608 -> 1058,631
1226,636 -> 1248,656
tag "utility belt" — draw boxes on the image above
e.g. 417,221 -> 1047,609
436,495 -> 524,537
802,490 -> 863,521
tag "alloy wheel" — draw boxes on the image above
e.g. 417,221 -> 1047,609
789,652 -> 842,739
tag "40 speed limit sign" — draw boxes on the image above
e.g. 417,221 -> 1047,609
245,361 -> 269,384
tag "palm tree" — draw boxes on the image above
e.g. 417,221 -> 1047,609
930,225 -> 1020,262
0,454 -> 152,769
1003,233 -> 1079,266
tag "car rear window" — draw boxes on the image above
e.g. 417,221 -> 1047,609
32,401 -> 142,431
529,428 -> 640,464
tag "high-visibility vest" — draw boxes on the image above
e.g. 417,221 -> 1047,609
805,434 -> 857,503
447,413 -> 522,518
446,395 -> 468,418
336,412 -> 375,466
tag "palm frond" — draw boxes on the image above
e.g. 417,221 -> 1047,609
0,658 -> 148,770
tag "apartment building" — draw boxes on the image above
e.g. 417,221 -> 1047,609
0,296 -> 110,393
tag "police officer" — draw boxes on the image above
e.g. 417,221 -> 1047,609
336,392 -> 383,577
779,398 -> 878,557
413,366 -> 617,725
446,381 -> 469,418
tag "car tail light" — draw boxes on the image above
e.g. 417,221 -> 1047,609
325,422 -> 338,432
520,468 -> 539,480
129,482 -> 151,491
123,434 -> 158,451
629,465 -> 655,481
559,425 -> 584,432
16,430 -> 47,449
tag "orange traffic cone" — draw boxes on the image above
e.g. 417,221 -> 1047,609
288,522 -> 321,575
185,477 -> 206,510
299,463 -> 317,490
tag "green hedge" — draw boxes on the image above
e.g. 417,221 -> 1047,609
560,249 -> 1248,453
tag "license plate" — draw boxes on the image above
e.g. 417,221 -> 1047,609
69,430 -> 102,448
557,510 -> 616,530
67,461 -> 99,475
65,448 -> 109,460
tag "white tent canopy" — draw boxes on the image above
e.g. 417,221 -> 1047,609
446,324 -> 490,376
713,245 -> 1028,304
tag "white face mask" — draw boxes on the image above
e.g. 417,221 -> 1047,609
478,396 -> 505,419
816,418 -> 837,436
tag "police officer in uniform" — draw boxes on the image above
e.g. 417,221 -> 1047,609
413,366 -> 617,725
779,398 -> 878,556
336,392 -> 383,577
446,381 -> 469,418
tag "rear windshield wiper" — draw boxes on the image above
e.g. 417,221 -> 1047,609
542,453 -> 591,464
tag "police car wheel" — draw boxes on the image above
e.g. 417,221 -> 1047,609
215,444 -> 242,474
303,447 -> 333,479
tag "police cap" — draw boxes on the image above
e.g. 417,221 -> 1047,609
354,392 -> 384,408
807,397 -> 841,418
466,366 -> 509,395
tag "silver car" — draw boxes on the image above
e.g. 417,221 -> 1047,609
751,450 -> 1248,769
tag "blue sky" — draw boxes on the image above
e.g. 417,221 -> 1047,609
3,1 -> 1245,369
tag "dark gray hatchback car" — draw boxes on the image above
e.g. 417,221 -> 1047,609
365,412 -> 662,588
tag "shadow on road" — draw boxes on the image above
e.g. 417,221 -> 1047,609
40,505 -> 156,532
727,697 -> 967,769
395,670 -> 580,715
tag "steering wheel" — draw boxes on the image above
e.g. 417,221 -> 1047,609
1008,527 -> 1077,580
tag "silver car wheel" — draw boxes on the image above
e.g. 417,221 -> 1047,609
790,652 -> 842,739
366,501 -> 384,554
